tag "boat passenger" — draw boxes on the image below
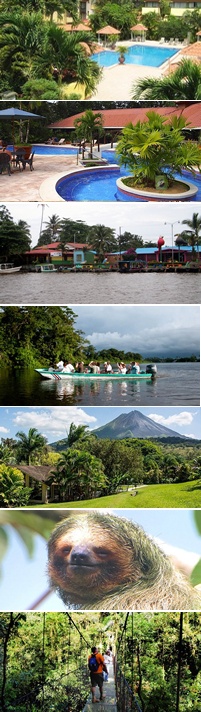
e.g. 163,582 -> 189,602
76,361 -> 84,373
104,361 -> 113,373
89,360 -> 99,374
62,361 -> 75,373
119,362 -> 127,374
56,359 -> 64,371
130,361 -> 141,374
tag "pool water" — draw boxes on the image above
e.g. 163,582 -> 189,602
91,44 -> 178,68
32,145 -> 78,156
56,152 -> 201,202
7,144 -> 78,156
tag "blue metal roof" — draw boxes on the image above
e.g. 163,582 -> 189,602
136,248 -> 157,254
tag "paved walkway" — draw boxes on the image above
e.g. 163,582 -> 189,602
83,662 -> 117,712
0,154 -> 77,202
92,63 -> 162,100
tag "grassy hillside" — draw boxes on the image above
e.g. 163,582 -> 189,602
29,480 -> 201,508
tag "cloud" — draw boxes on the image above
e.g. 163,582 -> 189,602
184,433 -> 197,439
13,407 -> 97,439
149,412 -> 194,427
86,321 -> 200,357
0,426 -> 10,433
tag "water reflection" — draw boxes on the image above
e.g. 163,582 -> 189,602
0,364 -> 199,406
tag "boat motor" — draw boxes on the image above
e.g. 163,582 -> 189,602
146,364 -> 157,376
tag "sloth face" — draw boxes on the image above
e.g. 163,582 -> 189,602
48,521 -> 141,600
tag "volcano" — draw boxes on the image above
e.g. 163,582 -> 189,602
93,410 -> 184,440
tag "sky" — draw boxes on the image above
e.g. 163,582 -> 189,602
0,510 -> 200,611
3,201 -> 200,247
0,405 -> 201,441
72,305 -> 200,357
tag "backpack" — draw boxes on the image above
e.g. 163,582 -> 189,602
88,654 -> 99,672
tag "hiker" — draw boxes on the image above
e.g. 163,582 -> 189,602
88,646 -> 108,703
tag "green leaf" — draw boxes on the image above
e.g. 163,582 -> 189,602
193,510 -> 201,534
0,526 -> 9,561
15,526 -> 35,557
190,559 -> 201,587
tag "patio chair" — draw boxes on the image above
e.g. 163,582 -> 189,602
58,138 -> 66,145
0,152 -> 11,175
15,148 -> 26,170
23,151 -> 35,171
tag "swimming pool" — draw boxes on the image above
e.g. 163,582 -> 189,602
56,162 -> 201,202
32,145 -> 78,156
7,144 -> 78,156
91,44 -> 178,68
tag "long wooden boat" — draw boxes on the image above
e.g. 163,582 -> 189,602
35,368 -> 156,381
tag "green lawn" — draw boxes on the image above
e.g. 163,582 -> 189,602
29,480 -> 201,508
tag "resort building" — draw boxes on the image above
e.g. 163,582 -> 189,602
49,102 -> 201,142
52,1 -> 95,25
142,0 -> 201,16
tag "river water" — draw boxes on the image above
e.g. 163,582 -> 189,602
0,363 -> 199,406
1,272 -> 201,304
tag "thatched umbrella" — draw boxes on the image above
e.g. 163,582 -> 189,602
131,23 -> 148,41
97,25 -> 120,45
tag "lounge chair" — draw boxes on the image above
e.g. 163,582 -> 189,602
0,152 -> 11,175
58,138 -> 66,145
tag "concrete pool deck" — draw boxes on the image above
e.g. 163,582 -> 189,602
92,63 -> 162,100
0,154 -> 78,202
91,40 -> 181,100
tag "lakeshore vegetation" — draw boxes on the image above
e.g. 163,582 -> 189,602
1,205 -> 201,266
0,306 -> 199,369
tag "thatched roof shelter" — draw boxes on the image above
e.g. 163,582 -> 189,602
131,23 -> 148,41
18,465 -> 53,482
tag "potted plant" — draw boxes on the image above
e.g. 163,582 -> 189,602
118,46 -> 127,64
116,110 -> 201,200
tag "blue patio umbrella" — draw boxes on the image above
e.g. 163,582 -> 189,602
0,106 -> 45,147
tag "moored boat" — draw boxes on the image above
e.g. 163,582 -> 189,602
0,263 -> 21,273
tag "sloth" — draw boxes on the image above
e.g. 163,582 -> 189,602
47,511 -> 201,611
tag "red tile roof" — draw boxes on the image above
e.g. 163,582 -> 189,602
49,103 -> 201,130
26,242 -> 89,255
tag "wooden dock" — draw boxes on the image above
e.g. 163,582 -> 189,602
83,661 -> 117,712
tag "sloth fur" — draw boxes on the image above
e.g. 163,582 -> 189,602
48,511 -> 201,611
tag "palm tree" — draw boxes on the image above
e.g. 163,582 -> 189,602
67,422 -> 90,448
131,60 -> 201,100
0,12 -> 48,91
178,212 -> 201,258
90,224 -> 117,263
52,449 -> 106,501
116,111 -> 201,189
16,428 -> 47,465
37,214 -> 63,246
46,25 -> 101,96
0,13 -> 101,96
74,109 -> 104,158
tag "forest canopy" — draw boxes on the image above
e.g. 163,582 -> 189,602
0,611 -> 201,712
